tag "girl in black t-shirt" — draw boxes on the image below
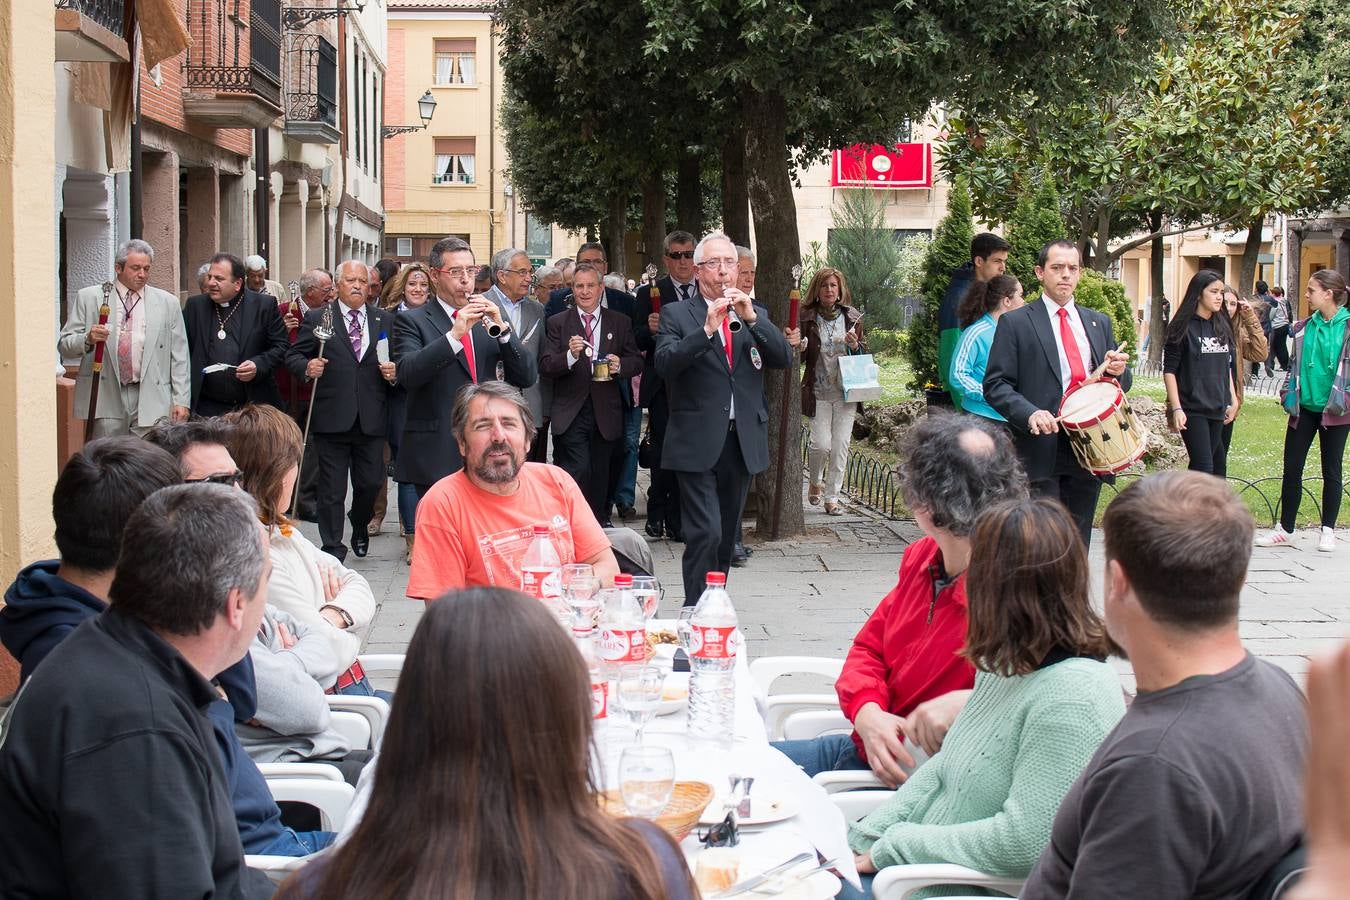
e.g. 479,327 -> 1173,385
1163,270 -> 1238,475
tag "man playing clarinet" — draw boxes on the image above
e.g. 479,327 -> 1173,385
983,239 -> 1132,547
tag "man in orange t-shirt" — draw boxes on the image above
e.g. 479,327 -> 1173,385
407,382 -> 620,600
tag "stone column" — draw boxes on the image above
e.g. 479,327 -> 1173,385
1336,225 -> 1350,284
0,0 -> 58,576
269,171 -> 284,277
305,195 -> 324,271
185,164 -> 221,282
141,149 -> 181,294
219,171 -> 248,258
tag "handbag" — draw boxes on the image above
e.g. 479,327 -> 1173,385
838,353 -> 883,403
637,428 -> 655,469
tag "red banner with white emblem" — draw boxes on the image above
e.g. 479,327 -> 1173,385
830,143 -> 933,189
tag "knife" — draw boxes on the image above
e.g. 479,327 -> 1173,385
714,851 -> 813,898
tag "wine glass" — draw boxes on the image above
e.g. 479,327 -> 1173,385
619,746 -> 676,819
615,664 -> 664,742
561,563 -> 595,590
630,575 -> 662,621
565,574 -> 602,631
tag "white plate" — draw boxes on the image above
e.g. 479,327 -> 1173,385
699,790 -> 799,826
707,851 -> 840,899
658,672 -> 689,716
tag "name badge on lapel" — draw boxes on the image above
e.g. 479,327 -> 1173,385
495,361 -> 505,381
750,347 -> 763,370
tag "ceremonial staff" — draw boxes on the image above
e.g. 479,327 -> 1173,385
83,281 -> 112,442
291,304 -> 333,518
769,265 -> 803,541
285,280 -> 301,415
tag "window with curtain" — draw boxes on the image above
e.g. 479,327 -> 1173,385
433,138 -> 476,184
434,39 -> 476,85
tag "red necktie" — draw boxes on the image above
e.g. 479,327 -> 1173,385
1057,308 -> 1086,388
456,311 -> 477,382
721,317 -> 734,371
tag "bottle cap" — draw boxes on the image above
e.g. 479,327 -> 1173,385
613,573 -> 634,587
533,524 -> 551,536
705,572 -> 727,586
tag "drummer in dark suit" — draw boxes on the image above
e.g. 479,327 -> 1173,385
983,239 -> 1132,546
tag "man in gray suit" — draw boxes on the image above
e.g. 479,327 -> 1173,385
59,239 -> 190,437
655,232 -> 799,605
486,247 -> 552,461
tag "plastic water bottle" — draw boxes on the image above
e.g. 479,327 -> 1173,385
520,525 -> 563,616
598,574 -> 645,681
688,572 -> 738,746
573,624 -> 608,720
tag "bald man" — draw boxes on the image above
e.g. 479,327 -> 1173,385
285,261 -> 397,560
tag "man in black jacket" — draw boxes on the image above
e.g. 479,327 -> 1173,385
0,483 -> 275,899
983,239 -> 1132,546
184,252 -> 289,415
655,232 -> 798,605
288,260 -> 397,560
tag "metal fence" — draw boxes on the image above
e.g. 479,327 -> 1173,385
55,0 -> 125,35
1131,357 -> 1284,398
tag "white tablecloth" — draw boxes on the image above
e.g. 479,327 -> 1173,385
338,624 -> 860,891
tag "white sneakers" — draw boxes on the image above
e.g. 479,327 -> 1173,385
1254,527 -> 1294,548
1255,526 -> 1339,551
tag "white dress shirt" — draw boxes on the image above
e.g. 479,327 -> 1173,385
566,305 -> 605,368
438,295 -> 511,352
1042,295 -> 1093,391
339,303 -> 369,359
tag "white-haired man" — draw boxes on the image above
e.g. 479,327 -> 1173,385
244,255 -> 287,301
59,239 -> 190,437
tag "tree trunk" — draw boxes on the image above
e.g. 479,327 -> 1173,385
1148,209 -> 1165,365
1238,213 -> 1265,296
742,88 -> 803,541
640,168 -> 667,273
720,129 -> 750,246
676,153 -> 704,236
606,192 -> 627,278
1091,204 -> 1111,272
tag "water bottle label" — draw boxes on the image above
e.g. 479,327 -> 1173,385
521,567 -> 562,601
598,627 -> 646,663
591,679 -> 609,719
691,625 -> 738,660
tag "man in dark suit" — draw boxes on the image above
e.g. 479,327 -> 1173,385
287,261 -> 397,560
544,241 -> 636,320
540,263 -> 643,524
633,230 -> 699,540
392,237 -> 537,497
984,239 -> 1132,547
655,232 -> 798,605
184,252 -> 289,415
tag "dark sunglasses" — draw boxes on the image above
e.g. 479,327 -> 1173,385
666,250 -> 695,260
698,811 -> 739,848
186,470 -> 243,486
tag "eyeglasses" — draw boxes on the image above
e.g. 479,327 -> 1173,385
502,267 -> 534,278
698,258 -> 739,270
666,250 -> 695,260
433,266 -> 474,279
698,812 -> 739,848
578,258 -> 606,268
186,470 -> 243,487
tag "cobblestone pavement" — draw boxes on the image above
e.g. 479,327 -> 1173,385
317,481 -> 1350,695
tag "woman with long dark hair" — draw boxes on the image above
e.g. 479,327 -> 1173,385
1256,269 -> 1350,552
801,266 -> 868,514
1163,270 -> 1238,475
950,274 -> 1024,421
1220,285 -> 1269,454
842,498 -> 1124,898
279,587 -> 696,900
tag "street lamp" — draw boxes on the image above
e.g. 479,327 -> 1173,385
382,90 -> 437,138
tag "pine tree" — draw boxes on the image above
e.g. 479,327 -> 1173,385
1005,168 -> 1065,293
906,179 -> 973,392
827,190 -> 904,329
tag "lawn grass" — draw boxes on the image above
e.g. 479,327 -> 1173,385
851,354 -> 1339,528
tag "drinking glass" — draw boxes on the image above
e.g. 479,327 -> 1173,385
630,575 -> 662,621
615,664 -> 664,742
619,746 -> 676,819
561,563 -> 595,590
676,606 -> 697,655
565,574 -> 602,630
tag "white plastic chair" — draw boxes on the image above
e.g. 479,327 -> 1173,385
749,655 -> 845,740
243,771 -> 357,883
325,694 -> 390,748
327,710 -> 372,751
778,708 -> 897,796
357,653 -> 405,676
255,762 -> 345,782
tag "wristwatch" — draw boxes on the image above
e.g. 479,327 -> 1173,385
321,604 -> 354,628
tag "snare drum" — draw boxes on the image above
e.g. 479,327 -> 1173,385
1056,378 -> 1147,476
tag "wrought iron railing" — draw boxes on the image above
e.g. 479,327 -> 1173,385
183,0 -> 282,107
285,32 -> 337,125
1132,357 -> 1283,398
433,173 -> 475,185
55,0 -> 125,35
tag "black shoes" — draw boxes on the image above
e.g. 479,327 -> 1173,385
599,518 -> 615,529
645,522 -> 664,539
351,534 -> 369,558
617,504 -> 637,520
730,542 -> 749,567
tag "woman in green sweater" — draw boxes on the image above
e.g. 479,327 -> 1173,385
843,498 -> 1125,898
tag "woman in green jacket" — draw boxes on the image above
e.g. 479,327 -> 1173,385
843,498 -> 1125,898
1256,269 -> 1350,553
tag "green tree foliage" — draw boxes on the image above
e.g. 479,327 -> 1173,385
907,181 -> 973,391
1075,270 -> 1138,355
943,0 -> 1333,272
895,234 -> 930,299
827,190 -> 904,329
1005,170 -> 1066,292
1290,0 -> 1350,209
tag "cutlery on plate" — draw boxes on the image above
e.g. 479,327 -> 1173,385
713,851 -> 813,898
